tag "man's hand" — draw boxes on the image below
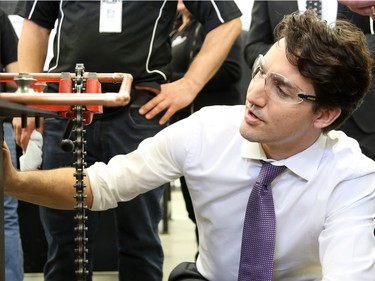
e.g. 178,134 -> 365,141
12,117 -> 44,151
139,78 -> 198,125
339,0 -> 375,18
139,17 -> 242,125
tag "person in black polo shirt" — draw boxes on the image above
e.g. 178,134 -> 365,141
13,1 -> 242,281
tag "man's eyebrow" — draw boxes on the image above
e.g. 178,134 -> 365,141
272,73 -> 293,87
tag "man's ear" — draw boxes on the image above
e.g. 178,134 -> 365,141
313,107 -> 341,129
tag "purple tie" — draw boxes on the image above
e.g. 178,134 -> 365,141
238,161 -> 286,281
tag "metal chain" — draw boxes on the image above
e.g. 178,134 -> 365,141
72,64 -> 88,281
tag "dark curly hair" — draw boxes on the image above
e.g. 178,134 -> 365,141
274,10 -> 374,133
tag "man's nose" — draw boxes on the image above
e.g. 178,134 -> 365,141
246,77 -> 267,105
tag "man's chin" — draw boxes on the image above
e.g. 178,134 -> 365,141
239,121 -> 261,143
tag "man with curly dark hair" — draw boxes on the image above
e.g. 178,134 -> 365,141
245,0 -> 375,160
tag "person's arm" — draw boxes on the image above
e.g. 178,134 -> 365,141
339,0 -> 375,18
18,19 -> 50,72
3,141 -> 93,209
196,29 -> 242,93
139,17 -> 242,125
3,106 -> 194,210
13,19 -> 51,151
4,60 -> 18,92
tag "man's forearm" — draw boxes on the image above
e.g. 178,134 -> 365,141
5,167 -> 93,210
338,0 -> 375,17
18,19 -> 51,72
15,19 -> 50,150
184,18 -> 242,97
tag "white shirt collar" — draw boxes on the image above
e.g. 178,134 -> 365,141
241,133 -> 327,181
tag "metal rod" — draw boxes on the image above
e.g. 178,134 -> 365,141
0,72 -> 132,84
0,92 -> 130,107
0,72 -> 133,107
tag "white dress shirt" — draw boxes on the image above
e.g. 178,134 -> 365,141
87,105 -> 375,281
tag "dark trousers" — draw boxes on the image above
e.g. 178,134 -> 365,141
40,104 -> 166,281
169,262 -> 208,281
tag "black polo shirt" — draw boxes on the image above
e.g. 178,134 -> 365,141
15,0 -> 241,91
0,7 -> 18,92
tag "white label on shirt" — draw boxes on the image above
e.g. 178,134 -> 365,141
99,0 -> 122,33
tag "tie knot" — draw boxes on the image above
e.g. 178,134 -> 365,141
257,161 -> 286,187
